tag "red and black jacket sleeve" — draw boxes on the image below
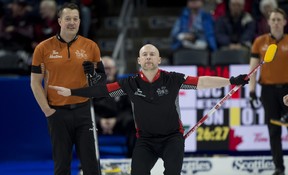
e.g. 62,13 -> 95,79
71,82 -> 126,98
180,75 -> 198,89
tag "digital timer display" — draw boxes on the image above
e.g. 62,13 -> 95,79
197,126 -> 229,141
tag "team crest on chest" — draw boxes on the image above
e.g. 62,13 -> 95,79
281,45 -> 288,51
75,49 -> 88,59
156,86 -> 168,96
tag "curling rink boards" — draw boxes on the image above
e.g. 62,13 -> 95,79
98,156 -> 288,175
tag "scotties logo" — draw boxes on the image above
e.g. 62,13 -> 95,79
181,160 -> 212,174
233,159 -> 274,174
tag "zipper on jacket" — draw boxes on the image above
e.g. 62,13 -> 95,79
67,42 -> 72,58
56,34 -> 78,59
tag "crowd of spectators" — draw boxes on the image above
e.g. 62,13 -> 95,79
169,0 -> 288,65
1,0 -> 288,70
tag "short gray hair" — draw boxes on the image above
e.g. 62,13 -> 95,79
260,0 -> 278,14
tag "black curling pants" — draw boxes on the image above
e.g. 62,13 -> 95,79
47,101 -> 100,175
131,132 -> 184,175
261,85 -> 288,172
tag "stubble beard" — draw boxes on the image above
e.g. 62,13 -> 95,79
142,63 -> 157,71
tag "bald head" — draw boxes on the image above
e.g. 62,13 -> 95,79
101,56 -> 117,82
139,44 -> 160,57
40,0 -> 57,19
101,56 -> 116,67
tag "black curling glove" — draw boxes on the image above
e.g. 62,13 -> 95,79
249,91 -> 262,109
82,61 -> 101,86
229,74 -> 249,86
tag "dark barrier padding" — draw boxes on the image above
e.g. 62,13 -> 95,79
0,76 -> 52,161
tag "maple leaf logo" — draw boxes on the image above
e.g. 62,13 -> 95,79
229,128 -> 243,151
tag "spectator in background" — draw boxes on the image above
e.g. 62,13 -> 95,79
0,0 -> 34,53
32,0 -> 59,49
214,0 -> 255,50
255,0 -> 278,37
170,0 -> 217,53
212,0 -> 254,20
93,56 -> 135,158
209,0 -> 227,19
283,94 -> 288,107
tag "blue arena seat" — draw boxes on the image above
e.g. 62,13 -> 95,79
211,49 -> 250,66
